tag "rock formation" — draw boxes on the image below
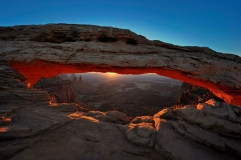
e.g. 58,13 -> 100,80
1,62 -> 241,160
1,24 -> 241,160
177,82 -> 224,106
56,74 -> 68,80
33,77 -> 75,103
154,99 -> 241,159
0,24 -> 240,105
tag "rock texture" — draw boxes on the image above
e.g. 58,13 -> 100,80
154,100 -> 241,159
0,24 -> 241,105
0,63 -> 241,160
85,110 -> 130,124
177,82 -> 224,106
34,76 -> 75,103
1,63 -> 158,160
126,116 -> 156,149
0,63 -> 71,159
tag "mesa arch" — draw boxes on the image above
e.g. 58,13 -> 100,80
0,24 -> 241,105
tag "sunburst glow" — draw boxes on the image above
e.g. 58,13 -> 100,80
106,72 -> 117,76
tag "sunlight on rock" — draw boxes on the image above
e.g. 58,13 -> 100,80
68,112 -> 84,119
81,115 -> 100,123
126,121 -> 156,148
196,103 -> 212,111
205,99 -> 220,107
1,116 -> 11,123
154,108 -> 174,119
0,127 -> 9,132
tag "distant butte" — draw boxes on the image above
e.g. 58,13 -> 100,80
0,24 -> 241,105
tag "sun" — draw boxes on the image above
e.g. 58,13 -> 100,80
106,72 -> 117,76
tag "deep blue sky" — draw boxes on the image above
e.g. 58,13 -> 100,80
0,0 -> 241,56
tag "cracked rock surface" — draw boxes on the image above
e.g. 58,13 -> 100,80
154,100 -> 241,159
126,116 -> 156,149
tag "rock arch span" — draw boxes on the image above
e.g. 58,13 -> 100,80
0,24 -> 241,105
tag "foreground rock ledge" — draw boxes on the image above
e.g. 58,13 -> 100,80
1,58 -> 241,160
0,24 -> 241,105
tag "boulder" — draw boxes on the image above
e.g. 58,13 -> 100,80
126,117 -> 156,149
106,110 -> 130,124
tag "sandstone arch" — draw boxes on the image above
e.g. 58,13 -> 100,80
0,24 -> 241,105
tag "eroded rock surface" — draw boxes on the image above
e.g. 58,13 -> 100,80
0,63 -> 241,160
177,82 -> 224,106
0,63 -> 72,159
0,64 -> 159,159
0,24 -> 240,105
34,77 -> 75,103
126,116 -> 156,149
154,100 -> 241,159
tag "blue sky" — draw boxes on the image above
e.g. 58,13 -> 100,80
0,0 -> 241,56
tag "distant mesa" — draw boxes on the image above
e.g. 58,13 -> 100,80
57,73 -> 83,83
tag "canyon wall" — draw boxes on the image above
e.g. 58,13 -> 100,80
33,77 -> 75,103
33,74 -> 83,104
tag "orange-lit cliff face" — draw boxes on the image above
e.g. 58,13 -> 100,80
10,60 -> 241,106
1,24 -> 241,105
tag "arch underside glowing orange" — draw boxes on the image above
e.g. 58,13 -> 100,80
9,60 -> 241,106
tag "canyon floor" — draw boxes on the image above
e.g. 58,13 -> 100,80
73,74 -> 183,117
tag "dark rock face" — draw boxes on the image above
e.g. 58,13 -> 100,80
33,74 -> 83,103
177,82 -> 224,106
34,77 -> 75,103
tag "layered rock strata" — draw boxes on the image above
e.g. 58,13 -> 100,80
33,74 -> 83,104
34,77 -> 75,103
0,24 -> 240,105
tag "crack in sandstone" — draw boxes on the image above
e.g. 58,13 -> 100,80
65,45 -> 87,64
